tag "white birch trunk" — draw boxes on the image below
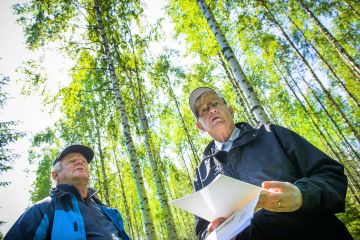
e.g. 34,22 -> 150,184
217,53 -> 258,125
197,0 -> 269,125
165,74 -> 201,165
92,99 -> 110,205
262,3 -> 359,142
93,0 -> 157,239
113,149 -> 135,239
297,0 -> 360,81
127,69 -> 179,239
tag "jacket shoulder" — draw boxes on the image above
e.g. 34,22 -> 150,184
5,196 -> 54,240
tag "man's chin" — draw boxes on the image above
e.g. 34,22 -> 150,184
73,174 -> 89,182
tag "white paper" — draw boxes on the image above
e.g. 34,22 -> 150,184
170,174 -> 262,222
170,175 -> 262,240
205,195 -> 259,240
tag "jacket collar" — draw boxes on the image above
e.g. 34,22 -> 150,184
50,184 -> 98,201
201,122 -> 257,160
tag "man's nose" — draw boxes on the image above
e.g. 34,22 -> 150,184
74,159 -> 84,165
208,105 -> 218,113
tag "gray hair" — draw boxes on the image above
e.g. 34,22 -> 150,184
51,161 -> 62,187
52,161 -> 62,173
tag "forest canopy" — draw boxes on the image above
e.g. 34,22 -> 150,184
3,0 -> 359,239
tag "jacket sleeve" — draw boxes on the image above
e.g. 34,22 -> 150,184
271,124 -> 347,214
4,200 -> 52,240
195,215 -> 210,240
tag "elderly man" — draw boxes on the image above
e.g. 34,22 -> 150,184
189,87 -> 353,240
5,144 -> 130,240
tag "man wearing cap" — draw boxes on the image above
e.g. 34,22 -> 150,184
189,87 -> 352,240
5,144 -> 130,240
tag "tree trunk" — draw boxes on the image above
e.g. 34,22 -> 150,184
217,52 -> 258,125
300,76 -> 360,160
166,177 -> 195,239
92,99 -> 110,206
274,61 -> 360,204
273,60 -> 340,159
93,155 -> 104,201
197,0 -> 269,125
344,0 -> 360,18
165,74 -> 201,165
286,13 -> 359,107
178,144 -> 193,186
127,68 -> 178,239
93,0 -> 157,238
262,2 -> 360,142
126,23 -> 179,238
113,149 -> 135,240
297,0 -> 360,81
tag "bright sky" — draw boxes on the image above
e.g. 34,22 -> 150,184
0,0 -> 178,235
0,0 -> 72,234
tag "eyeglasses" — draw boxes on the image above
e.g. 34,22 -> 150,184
197,100 -> 225,118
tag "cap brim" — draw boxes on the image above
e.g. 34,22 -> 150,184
53,144 -> 94,165
189,87 -> 216,117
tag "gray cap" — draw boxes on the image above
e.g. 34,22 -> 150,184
53,144 -> 94,165
189,87 -> 217,118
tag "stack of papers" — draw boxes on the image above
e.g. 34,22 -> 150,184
170,175 -> 262,240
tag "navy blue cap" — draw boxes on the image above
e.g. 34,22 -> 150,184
53,144 -> 94,165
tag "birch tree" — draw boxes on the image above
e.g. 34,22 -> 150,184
93,0 -> 157,237
197,0 -> 269,125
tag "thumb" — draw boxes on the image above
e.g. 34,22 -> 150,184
262,181 -> 285,191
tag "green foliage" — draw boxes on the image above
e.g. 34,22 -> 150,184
337,197 -> 360,239
13,0 -> 75,50
0,75 -> 24,187
28,128 -> 59,202
13,0 -> 360,238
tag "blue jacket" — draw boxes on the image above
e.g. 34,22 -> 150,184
194,123 -> 352,240
5,185 -> 130,240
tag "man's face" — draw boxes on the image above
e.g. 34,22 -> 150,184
195,92 -> 235,140
53,152 -> 90,185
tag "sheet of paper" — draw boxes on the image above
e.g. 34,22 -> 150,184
205,195 -> 259,240
170,174 -> 262,222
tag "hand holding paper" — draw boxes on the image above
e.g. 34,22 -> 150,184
170,175 -> 262,240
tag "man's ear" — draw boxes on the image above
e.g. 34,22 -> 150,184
229,106 -> 234,117
51,170 -> 58,181
196,121 -> 204,131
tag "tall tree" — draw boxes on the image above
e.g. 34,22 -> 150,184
197,0 -> 269,125
126,64 -> 178,238
93,0 -> 157,238
260,0 -> 359,143
297,0 -> 360,80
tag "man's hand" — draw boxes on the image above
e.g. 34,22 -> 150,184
207,217 -> 226,233
256,181 -> 303,212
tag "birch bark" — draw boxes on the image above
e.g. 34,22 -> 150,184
197,0 -> 270,125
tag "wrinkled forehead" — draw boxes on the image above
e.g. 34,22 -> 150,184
195,91 -> 224,110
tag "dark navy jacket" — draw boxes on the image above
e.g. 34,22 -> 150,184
194,123 -> 353,240
5,184 -> 130,240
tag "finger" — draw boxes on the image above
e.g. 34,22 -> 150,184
208,217 -> 226,233
263,181 -> 294,192
212,217 -> 226,227
262,181 -> 285,189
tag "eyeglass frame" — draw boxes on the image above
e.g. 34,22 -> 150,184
195,97 -> 228,119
